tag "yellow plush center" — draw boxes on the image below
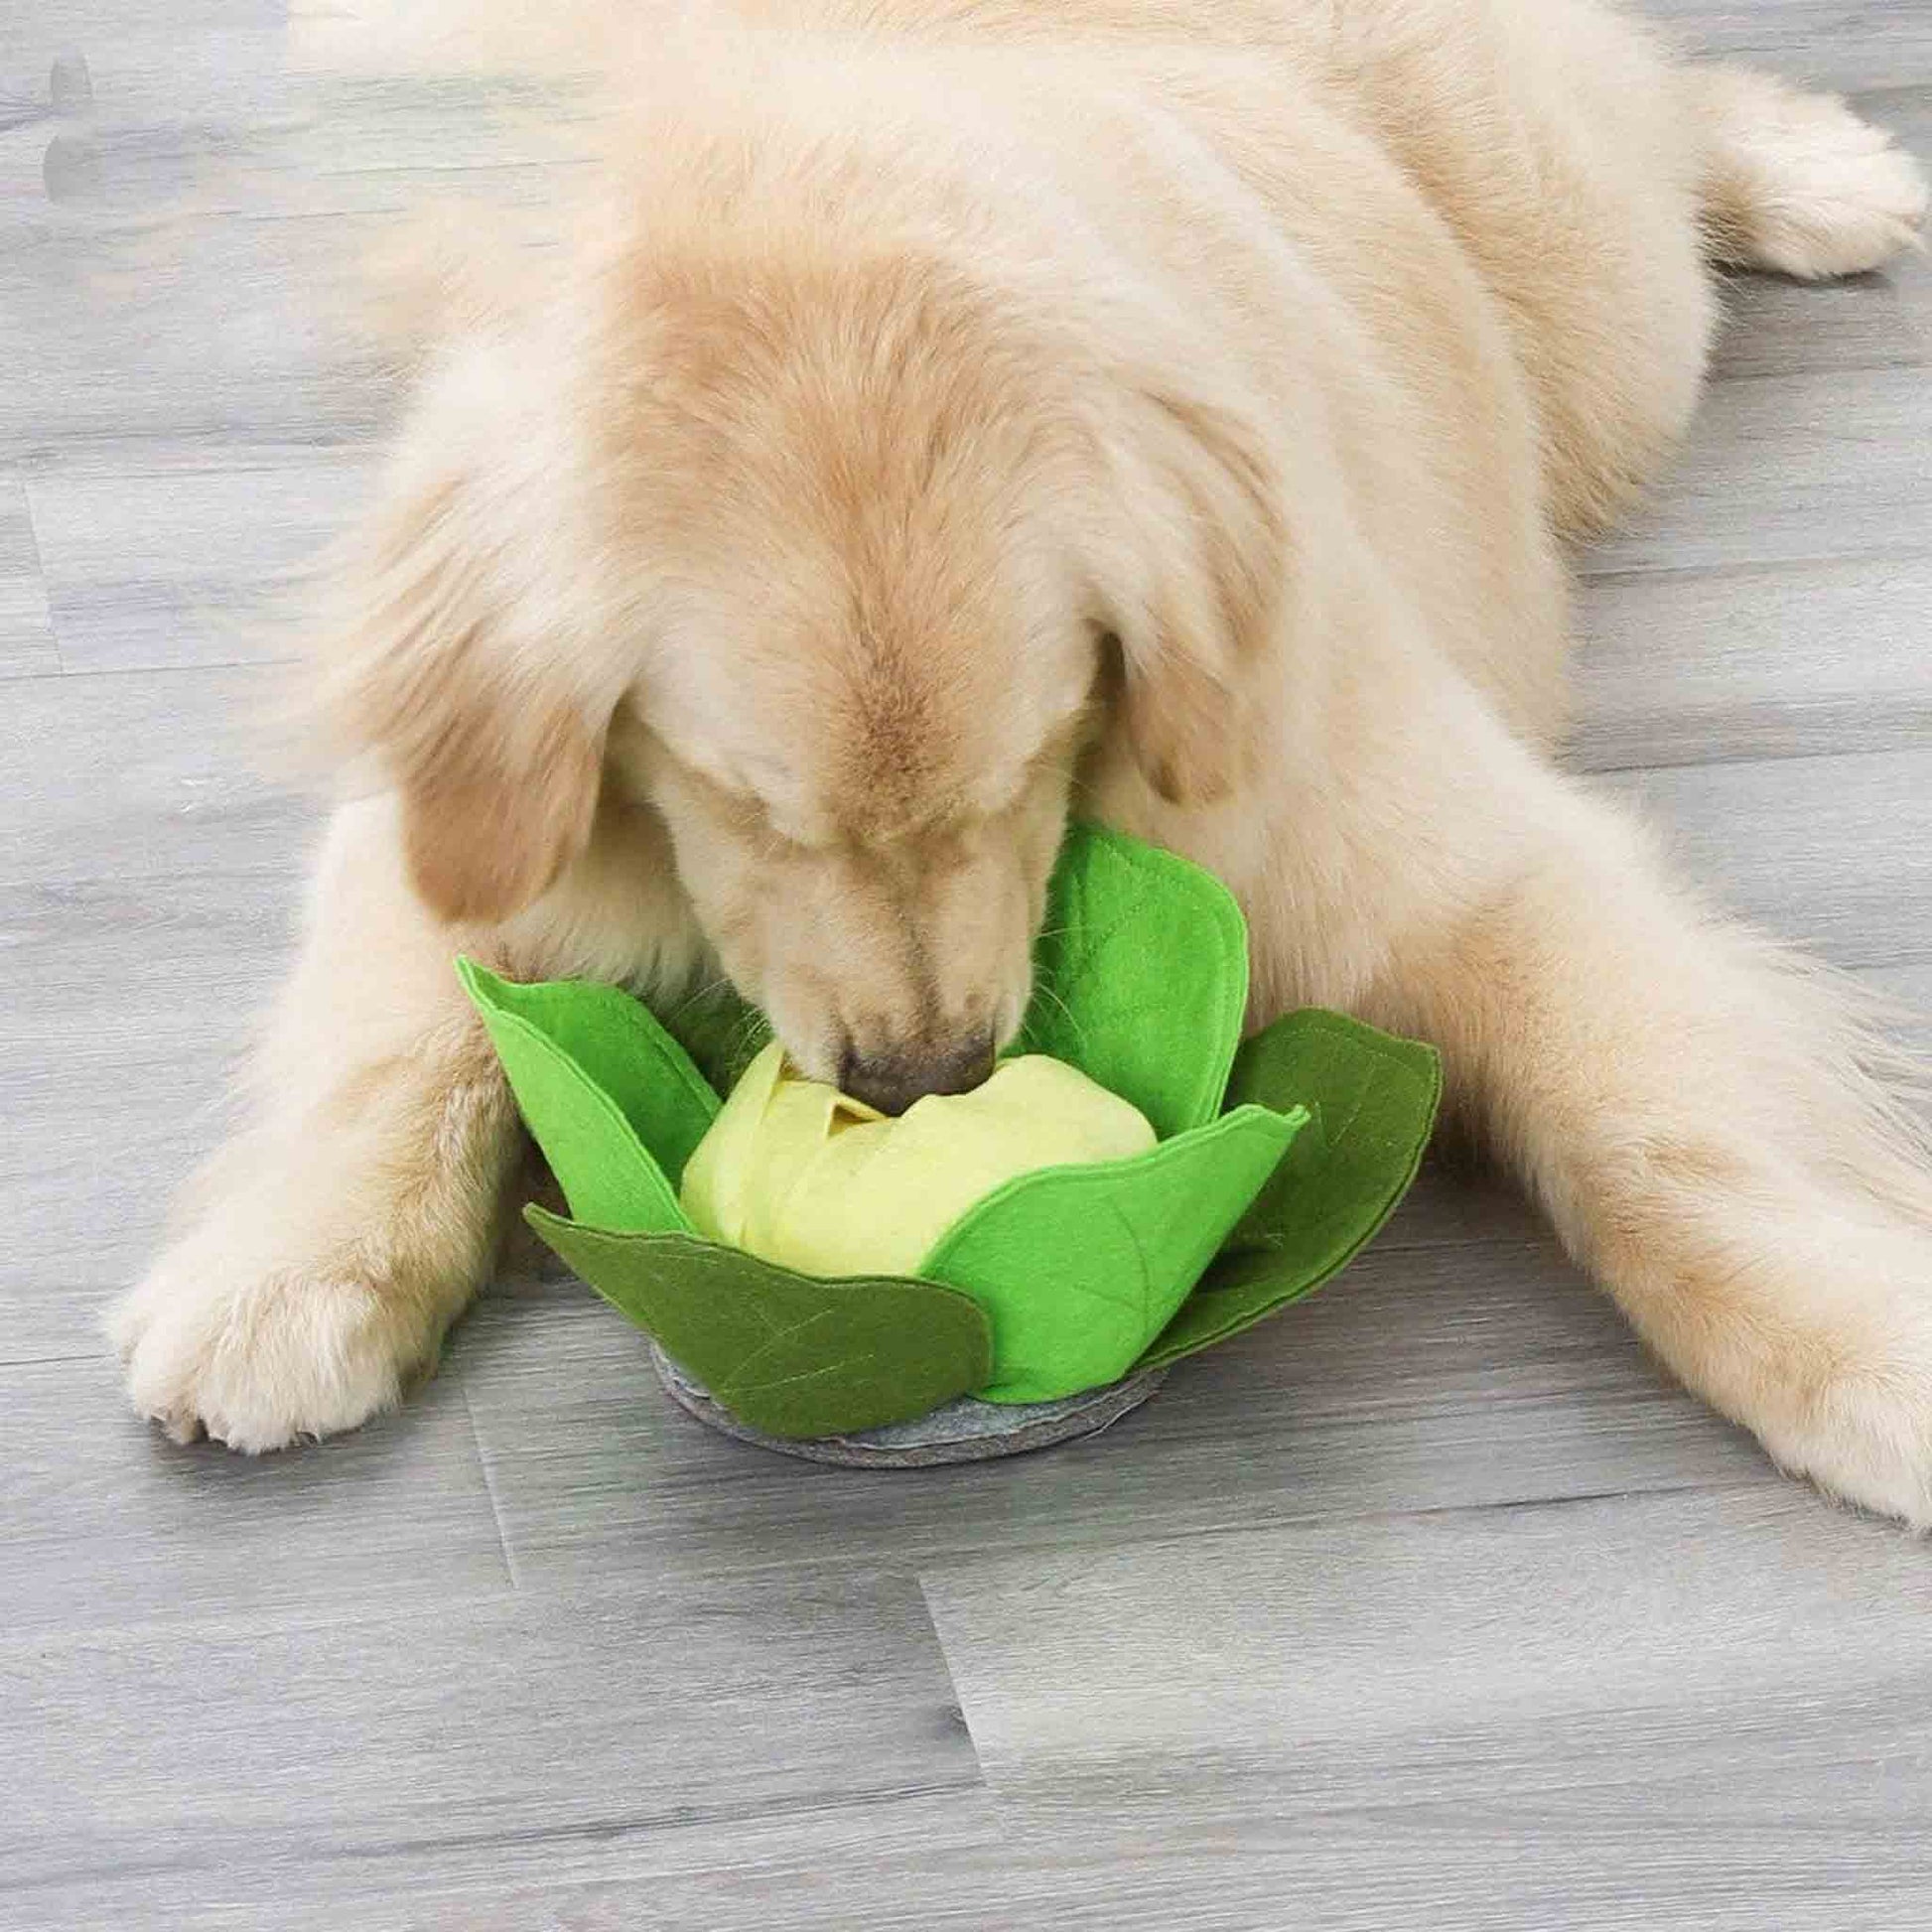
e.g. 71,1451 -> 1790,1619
678,1041 -> 1157,1278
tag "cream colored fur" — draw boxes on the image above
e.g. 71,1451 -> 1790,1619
109,0 -> 1932,1524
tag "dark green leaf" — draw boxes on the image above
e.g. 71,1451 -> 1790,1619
1138,1009 -> 1441,1367
526,1208 -> 994,1439
655,978 -> 774,1099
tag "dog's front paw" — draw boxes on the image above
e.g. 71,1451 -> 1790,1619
107,1249 -> 434,1452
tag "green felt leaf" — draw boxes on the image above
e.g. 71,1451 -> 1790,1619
921,1104 -> 1304,1404
525,1209 -> 994,1439
1136,1009 -> 1442,1368
1018,823 -> 1249,1140
457,959 -> 713,1227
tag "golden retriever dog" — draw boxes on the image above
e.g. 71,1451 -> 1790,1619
109,0 -> 1932,1520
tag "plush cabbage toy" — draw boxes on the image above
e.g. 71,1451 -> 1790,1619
459,824 -> 1440,1440
679,1043 -> 1159,1279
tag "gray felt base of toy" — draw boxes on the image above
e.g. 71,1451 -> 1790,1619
649,1343 -> 1168,1466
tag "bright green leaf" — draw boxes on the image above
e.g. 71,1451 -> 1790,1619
458,959 -> 704,1230
1018,823 -> 1249,1140
923,1104 -> 1303,1402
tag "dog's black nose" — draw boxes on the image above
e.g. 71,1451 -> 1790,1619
839,1035 -> 996,1117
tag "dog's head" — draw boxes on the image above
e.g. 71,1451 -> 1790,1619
316,230 -> 1283,1111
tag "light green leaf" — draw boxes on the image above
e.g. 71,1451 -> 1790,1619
1018,823 -> 1249,1140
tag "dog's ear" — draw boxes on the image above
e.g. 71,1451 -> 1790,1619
308,411 -> 610,927
1094,381 -> 1286,805
383,660 -> 605,928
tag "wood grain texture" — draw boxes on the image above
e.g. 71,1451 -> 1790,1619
0,665 -> 315,1357
0,1351 -> 515,1640
1585,363 -> 1932,579
3,1571 -> 985,1930
0,661 -> 312,892
917,1488 -> 1932,1930
1645,1 -> 1932,93
12,1790 -> 1016,1932
448,1165 -> 1779,1605
2,3 -> 1930,1928
1601,747 -> 1932,970
1574,554 -> 1932,771
28,460 -> 369,672
921,1484 -> 1932,1806
1709,242 -> 1930,380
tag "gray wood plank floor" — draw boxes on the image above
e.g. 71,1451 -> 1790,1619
3,5 -> 1930,1928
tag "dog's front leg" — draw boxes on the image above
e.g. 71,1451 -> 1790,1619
1363,732 -> 1932,1524
108,796 -> 527,1450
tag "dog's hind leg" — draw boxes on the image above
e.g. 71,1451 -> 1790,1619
1361,724 -> 1932,1527
1693,66 -> 1928,280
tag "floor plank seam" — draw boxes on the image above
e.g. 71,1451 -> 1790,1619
3,1776 -> 994,1900
1579,536 -> 1932,585
461,1380 -> 522,1592
0,650 -> 301,685
0,1578 -> 534,1662
903,1474 -> 1759,1587
1573,736 -> 1932,778
1694,349 -> 1932,387
912,1573 -> 994,1793
1578,544 -> 1932,590
14,472 -> 65,675
1574,739 -> 1932,781
0,654 -> 287,690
